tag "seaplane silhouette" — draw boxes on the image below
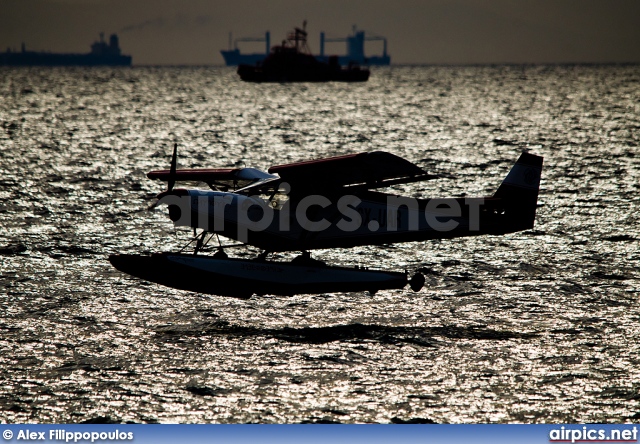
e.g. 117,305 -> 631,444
109,146 -> 543,299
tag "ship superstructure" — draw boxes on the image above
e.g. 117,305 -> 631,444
318,27 -> 389,66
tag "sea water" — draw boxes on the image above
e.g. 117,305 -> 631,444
0,65 -> 638,423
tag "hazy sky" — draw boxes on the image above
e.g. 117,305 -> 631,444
1,0 -> 639,65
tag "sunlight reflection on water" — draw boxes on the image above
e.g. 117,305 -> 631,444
0,65 -> 639,423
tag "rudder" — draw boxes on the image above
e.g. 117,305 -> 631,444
493,152 -> 543,230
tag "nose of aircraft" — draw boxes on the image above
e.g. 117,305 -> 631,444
153,188 -> 190,221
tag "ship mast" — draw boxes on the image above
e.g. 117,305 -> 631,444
287,20 -> 310,54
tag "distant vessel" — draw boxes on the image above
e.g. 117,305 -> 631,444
0,33 -> 132,66
221,25 -> 389,66
236,22 -> 369,82
221,32 -> 271,67
317,26 -> 390,66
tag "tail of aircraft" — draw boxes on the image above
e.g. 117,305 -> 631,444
493,152 -> 543,230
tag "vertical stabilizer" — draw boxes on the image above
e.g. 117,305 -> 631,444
493,152 -> 543,230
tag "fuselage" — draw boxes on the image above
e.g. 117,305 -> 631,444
160,188 -> 525,252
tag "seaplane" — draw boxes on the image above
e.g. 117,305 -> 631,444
109,147 -> 543,299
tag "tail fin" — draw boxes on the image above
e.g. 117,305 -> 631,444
493,152 -> 543,230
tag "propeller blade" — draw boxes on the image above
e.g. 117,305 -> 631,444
168,142 -> 178,192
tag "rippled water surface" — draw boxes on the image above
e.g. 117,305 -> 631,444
1,66 -> 639,423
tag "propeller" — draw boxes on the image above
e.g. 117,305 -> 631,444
167,142 -> 178,193
147,142 -> 178,211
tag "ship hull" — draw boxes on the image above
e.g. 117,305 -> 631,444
316,55 -> 390,66
109,253 -> 408,298
220,50 -> 268,67
237,64 -> 369,83
224,53 -> 390,67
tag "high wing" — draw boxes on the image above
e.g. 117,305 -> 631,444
268,151 -> 438,191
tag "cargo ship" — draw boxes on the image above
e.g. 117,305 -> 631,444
220,32 -> 271,67
0,33 -> 132,66
221,25 -> 389,66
